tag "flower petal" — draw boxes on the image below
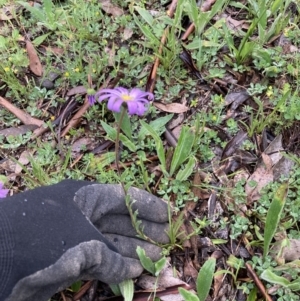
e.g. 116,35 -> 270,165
126,101 -> 138,115
107,98 -> 124,112
130,88 -> 154,101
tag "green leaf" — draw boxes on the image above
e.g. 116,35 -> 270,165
136,246 -> 155,275
32,33 -> 51,47
261,269 -> 290,287
17,1 -> 45,21
154,257 -> 167,276
100,121 -> 136,152
101,121 -> 116,140
119,133 -> 137,152
140,120 -> 167,174
119,279 -> 134,301
263,182 -> 289,259
138,114 -> 173,141
178,287 -> 199,301
134,6 -> 154,26
197,258 -> 216,301
133,14 -> 158,44
114,111 -> 133,141
70,280 -> 82,292
170,126 -> 195,176
176,156 -> 196,181
109,284 -> 121,296
247,287 -> 257,301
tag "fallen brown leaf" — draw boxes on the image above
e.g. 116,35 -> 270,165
154,102 -> 189,113
26,40 -> 43,76
100,0 -> 123,16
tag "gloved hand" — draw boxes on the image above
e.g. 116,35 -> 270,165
0,180 -> 169,301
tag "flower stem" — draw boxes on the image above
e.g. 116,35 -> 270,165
115,107 -> 126,192
115,107 -> 158,245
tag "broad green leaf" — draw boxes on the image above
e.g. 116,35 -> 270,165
140,120 -> 167,174
136,246 -> 155,275
178,287 -> 199,301
176,156 -> 196,181
170,126 -> 195,176
197,258 -> 216,301
138,114 -> 173,140
114,110 -> 133,141
261,269 -> 290,287
154,257 -> 167,276
263,182 -> 289,259
119,279 -> 134,301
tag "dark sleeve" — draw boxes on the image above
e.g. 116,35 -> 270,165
0,180 -> 116,300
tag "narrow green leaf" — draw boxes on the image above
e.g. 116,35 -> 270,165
101,121 -> 116,140
134,6 -> 154,26
119,279 -> 134,301
154,257 -> 167,276
140,120 -> 167,174
179,287 -> 199,301
287,279 -> 300,291
95,152 -> 116,169
170,126 -> 195,176
17,1 -> 45,21
263,182 -> 289,259
196,258 -> 216,301
109,284 -> 121,296
246,287 -> 257,301
100,121 -> 136,152
133,14 -> 158,43
261,269 -> 290,287
176,156 -> 196,181
32,33 -> 51,46
119,133 -> 137,152
136,246 -> 155,275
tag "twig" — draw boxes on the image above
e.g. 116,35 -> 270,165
181,0 -> 217,40
146,0 -> 178,93
245,263 -> 273,301
0,96 -> 44,127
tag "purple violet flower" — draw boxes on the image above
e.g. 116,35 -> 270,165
95,87 -> 154,116
0,182 -> 9,198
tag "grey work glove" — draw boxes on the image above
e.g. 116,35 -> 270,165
0,180 -> 169,301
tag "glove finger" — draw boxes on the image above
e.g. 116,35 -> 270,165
104,233 -> 163,261
5,241 -> 143,301
97,214 -> 170,244
74,184 -> 168,224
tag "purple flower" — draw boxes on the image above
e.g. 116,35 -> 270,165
95,87 -> 154,116
87,88 -> 96,105
0,182 -> 9,198
88,94 -> 96,105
